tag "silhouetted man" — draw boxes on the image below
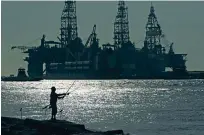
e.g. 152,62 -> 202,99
50,86 -> 69,120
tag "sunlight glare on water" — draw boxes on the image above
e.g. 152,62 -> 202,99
1,79 -> 204,135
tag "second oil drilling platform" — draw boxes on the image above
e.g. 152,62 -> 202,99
10,1 -> 203,79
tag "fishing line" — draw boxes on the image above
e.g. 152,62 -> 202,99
59,98 -> 65,116
59,80 -> 77,118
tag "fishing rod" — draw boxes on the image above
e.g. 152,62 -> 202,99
62,80 -> 77,99
42,104 -> 51,109
59,80 -> 77,113
65,80 -> 76,95
67,87 -> 78,94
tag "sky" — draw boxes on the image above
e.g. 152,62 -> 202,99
1,1 -> 204,76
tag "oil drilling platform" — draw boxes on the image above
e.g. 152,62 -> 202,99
10,1 -> 203,79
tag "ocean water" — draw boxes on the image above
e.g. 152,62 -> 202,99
1,79 -> 204,135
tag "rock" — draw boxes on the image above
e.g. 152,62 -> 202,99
1,117 -> 126,135
104,130 -> 124,135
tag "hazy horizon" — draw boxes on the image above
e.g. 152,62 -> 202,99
2,1 -> 204,76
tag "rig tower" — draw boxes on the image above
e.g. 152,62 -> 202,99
114,0 -> 130,48
144,3 -> 162,52
61,0 -> 78,48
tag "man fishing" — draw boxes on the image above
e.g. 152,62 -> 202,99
50,86 -> 69,120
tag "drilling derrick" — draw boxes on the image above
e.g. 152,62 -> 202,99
144,3 -> 162,53
114,0 -> 130,48
61,0 -> 78,48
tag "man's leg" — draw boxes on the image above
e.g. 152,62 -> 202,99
51,107 -> 54,120
53,106 -> 57,120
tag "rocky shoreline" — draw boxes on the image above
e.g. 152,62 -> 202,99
2,117 -> 126,135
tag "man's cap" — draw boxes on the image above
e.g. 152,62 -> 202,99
51,86 -> 56,91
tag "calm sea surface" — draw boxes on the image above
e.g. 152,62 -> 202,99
1,79 -> 204,135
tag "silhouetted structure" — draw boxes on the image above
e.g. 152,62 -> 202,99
114,0 -> 130,48
61,0 -> 78,48
144,3 -> 162,52
10,1 -> 204,79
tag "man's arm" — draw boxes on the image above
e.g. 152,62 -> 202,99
57,93 -> 66,96
57,93 -> 70,99
57,93 -> 66,98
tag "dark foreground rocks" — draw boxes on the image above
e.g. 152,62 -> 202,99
2,117 -> 126,135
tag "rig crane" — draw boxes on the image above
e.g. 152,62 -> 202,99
84,24 -> 97,48
161,34 -> 174,54
11,46 -> 37,51
77,24 -> 99,61
81,25 -> 98,55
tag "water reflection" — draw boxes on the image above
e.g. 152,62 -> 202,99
2,79 -> 204,135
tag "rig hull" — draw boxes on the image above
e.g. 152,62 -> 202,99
42,71 -> 204,80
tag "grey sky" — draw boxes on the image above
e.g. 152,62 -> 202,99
2,1 -> 204,76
